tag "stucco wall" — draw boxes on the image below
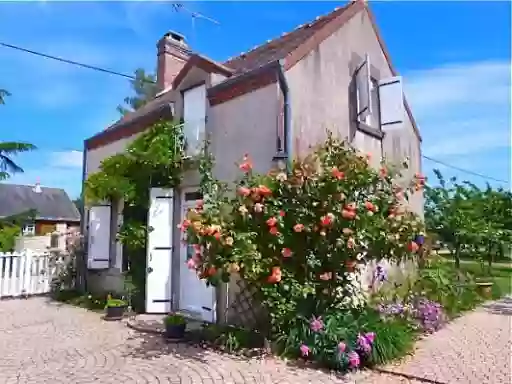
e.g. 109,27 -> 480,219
286,8 -> 423,214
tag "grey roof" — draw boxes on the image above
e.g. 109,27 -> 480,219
0,183 -> 81,222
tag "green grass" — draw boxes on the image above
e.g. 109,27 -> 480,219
443,258 -> 512,298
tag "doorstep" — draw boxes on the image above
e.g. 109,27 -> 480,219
126,313 -> 205,334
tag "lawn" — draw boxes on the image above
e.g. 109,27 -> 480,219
443,258 -> 512,298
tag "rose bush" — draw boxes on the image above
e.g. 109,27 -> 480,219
182,135 -> 424,355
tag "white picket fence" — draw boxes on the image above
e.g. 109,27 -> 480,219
0,251 -> 62,298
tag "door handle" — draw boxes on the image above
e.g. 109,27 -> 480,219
147,267 -> 153,273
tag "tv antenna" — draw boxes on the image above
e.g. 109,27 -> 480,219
171,3 -> 220,25
171,3 -> 220,47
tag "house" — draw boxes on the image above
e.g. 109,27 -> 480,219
83,0 -> 423,323
0,182 -> 81,250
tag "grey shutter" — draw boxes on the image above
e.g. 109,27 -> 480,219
379,76 -> 404,130
355,54 -> 371,122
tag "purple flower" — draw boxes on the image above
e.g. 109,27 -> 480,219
365,332 -> 376,344
374,264 -> 387,282
357,334 -> 372,354
338,341 -> 347,353
300,344 -> 310,357
309,315 -> 324,333
348,351 -> 360,368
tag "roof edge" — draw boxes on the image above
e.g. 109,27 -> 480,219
283,0 -> 364,71
363,5 -> 422,142
85,102 -> 174,151
172,54 -> 234,90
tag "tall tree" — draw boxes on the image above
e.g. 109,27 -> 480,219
117,68 -> 158,116
0,89 -> 11,105
0,89 -> 36,180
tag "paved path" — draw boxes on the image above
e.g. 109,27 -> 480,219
0,297 -> 510,384
374,296 -> 512,384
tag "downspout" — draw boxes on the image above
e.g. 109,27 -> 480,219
275,59 -> 292,172
80,142 -> 88,292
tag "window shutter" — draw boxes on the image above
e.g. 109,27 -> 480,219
87,205 -> 111,270
183,84 -> 207,158
355,54 -> 371,122
378,76 -> 404,130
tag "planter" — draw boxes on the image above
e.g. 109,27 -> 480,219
476,282 -> 493,299
104,305 -> 126,320
345,260 -> 357,272
165,323 -> 187,339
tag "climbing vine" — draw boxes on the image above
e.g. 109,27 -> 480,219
85,120 -> 188,311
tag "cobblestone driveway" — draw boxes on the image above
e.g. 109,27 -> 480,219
0,297 -> 510,384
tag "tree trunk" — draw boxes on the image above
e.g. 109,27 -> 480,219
487,241 -> 493,275
454,244 -> 461,269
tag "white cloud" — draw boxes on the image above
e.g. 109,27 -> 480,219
404,60 -> 511,159
50,150 -> 83,169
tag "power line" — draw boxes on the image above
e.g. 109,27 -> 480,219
1,41 -> 508,185
422,155 -> 509,184
0,41 -> 156,83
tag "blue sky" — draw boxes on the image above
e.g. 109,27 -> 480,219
0,1 -> 510,198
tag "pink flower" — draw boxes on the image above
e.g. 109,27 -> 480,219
239,154 -> 252,172
269,227 -> 279,236
186,258 -> 197,270
309,316 -> 324,333
238,186 -> 251,197
293,223 -> 305,232
266,217 -> 278,227
300,344 -> 310,357
365,332 -> 376,344
281,248 -> 292,258
319,272 -> 332,281
254,203 -> 264,213
357,334 -> 372,354
337,341 -> 346,353
348,351 -> 360,368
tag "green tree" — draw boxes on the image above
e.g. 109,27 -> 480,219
0,88 -> 11,105
116,68 -> 158,116
0,88 -> 37,180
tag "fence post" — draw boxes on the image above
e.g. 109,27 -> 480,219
22,250 -> 33,297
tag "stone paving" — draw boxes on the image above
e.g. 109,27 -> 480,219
0,297 -> 510,384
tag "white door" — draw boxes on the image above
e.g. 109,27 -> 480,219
145,188 -> 174,313
179,188 -> 216,322
87,205 -> 111,270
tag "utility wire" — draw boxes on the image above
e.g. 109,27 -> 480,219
0,40 -> 508,185
422,155 -> 509,184
0,41 -> 156,84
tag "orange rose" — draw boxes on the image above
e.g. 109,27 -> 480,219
258,185 -> 272,197
269,227 -> 279,236
281,248 -> 292,258
331,167 -> 345,180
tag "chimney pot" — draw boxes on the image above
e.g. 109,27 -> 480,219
157,30 -> 190,91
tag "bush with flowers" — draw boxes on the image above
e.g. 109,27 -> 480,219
181,134 -> 425,369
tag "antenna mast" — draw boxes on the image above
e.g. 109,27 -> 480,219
171,3 -> 220,46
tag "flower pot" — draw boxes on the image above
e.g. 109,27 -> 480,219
345,260 -> 357,272
165,323 -> 187,339
476,282 -> 493,299
105,305 -> 125,320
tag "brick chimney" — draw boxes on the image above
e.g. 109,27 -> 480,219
156,31 -> 190,91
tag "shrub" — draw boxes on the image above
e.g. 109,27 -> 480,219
183,134 -> 424,340
274,308 -> 415,369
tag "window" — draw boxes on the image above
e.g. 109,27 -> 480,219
355,54 -> 404,133
22,224 -> 35,236
367,78 -> 381,129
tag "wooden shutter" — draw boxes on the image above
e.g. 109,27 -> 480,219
145,188 -> 174,313
87,205 -> 111,270
379,76 -> 404,130
183,84 -> 206,158
355,54 -> 371,122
